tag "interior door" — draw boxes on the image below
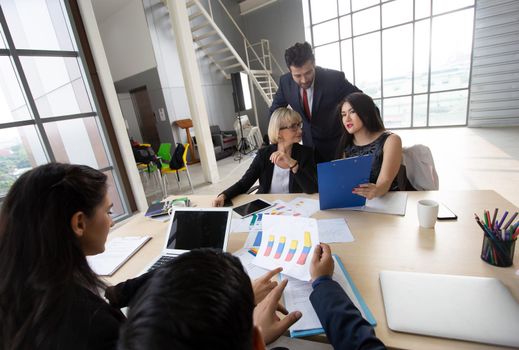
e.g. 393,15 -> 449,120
130,86 -> 161,152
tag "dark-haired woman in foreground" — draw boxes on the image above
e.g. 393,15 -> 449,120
336,92 -> 402,199
0,163 -> 150,350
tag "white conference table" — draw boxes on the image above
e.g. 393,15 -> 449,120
105,190 -> 519,350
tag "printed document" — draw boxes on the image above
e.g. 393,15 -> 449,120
253,215 -> 319,281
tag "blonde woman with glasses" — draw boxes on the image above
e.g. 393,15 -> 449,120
213,108 -> 317,207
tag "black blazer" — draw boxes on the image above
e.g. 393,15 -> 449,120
270,66 -> 361,163
222,143 -> 317,200
42,272 -> 152,350
310,279 -> 387,350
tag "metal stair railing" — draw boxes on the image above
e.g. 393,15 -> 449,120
184,0 -> 281,107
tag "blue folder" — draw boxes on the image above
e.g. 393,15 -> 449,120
317,154 -> 374,210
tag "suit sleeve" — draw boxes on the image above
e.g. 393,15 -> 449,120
338,71 -> 362,99
310,280 -> 386,350
292,147 -> 318,193
221,150 -> 266,199
269,77 -> 289,115
105,271 -> 154,308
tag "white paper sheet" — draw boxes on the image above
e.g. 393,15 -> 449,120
317,218 -> 354,243
348,192 -> 408,216
87,236 -> 151,276
283,277 -> 322,332
234,248 -> 269,280
252,215 -> 319,281
284,256 -> 370,334
231,217 -> 251,233
287,197 -> 320,217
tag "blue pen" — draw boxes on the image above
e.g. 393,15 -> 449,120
497,211 -> 508,229
502,212 -> 517,231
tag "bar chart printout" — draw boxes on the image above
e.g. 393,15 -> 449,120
253,215 -> 319,281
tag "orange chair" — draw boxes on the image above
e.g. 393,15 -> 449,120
161,143 -> 194,194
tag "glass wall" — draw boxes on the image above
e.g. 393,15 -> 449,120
307,0 -> 475,127
0,0 -> 128,219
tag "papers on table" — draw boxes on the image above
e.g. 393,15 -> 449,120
317,218 -> 354,243
231,217 -> 252,233
234,248 -> 269,280
348,191 -> 408,216
262,198 -> 320,217
284,255 -> 376,337
87,236 -> 151,276
253,215 -> 319,281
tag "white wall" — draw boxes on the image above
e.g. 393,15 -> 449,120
142,0 -> 242,134
95,0 -> 157,82
117,93 -> 142,141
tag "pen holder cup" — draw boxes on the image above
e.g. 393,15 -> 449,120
480,235 -> 516,267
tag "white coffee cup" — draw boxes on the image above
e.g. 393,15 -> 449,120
417,200 -> 439,228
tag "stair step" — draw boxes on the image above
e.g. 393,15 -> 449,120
196,39 -> 224,50
214,55 -> 237,64
205,47 -> 231,56
191,22 -> 211,32
249,69 -> 272,74
223,62 -> 243,70
192,31 -> 217,42
188,11 -> 203,21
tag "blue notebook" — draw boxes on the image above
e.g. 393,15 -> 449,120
283,255 -> 376,338
317,155 -> 373,210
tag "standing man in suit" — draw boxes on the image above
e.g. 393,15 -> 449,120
270,42 -> 361,163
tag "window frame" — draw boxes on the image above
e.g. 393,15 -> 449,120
306,0 -> 476,129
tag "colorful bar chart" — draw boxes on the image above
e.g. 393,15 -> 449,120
296,232 -> 312,265
285,240 -> 298,261
253,230 -> 262,247
264,235 -> 275,256
274,236 -> 286,259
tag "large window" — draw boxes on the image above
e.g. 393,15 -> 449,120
307,0 -> 475,127
0,0 -> 129,219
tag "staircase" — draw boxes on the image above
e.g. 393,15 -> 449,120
179,0 -> 284,106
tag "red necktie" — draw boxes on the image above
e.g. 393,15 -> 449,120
302,88 -> 311,120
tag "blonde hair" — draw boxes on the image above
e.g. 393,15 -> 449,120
268,108 -> 302,144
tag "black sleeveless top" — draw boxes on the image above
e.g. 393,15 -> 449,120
344,131 -> 399,191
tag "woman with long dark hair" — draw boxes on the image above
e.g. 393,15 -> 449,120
0,163 -> 149,349
336,92 -> 402,199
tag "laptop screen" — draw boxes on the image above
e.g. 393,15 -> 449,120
166,209 -> 230,251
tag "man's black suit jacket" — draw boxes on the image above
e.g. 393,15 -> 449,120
221,143 -> 317,200
270,66 -> 360,163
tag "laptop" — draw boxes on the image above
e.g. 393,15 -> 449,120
379,270 -> 519,348
145,207 -> 232,272
317,154 -> 373,210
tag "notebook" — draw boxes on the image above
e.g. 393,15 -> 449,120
145,207 -> 232,272
317,155 -> 373,210
379,270 -> 519,348
87,236 -> 151,276
283,255 -> 376,338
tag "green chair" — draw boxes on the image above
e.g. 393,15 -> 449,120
157,143 -> 172,168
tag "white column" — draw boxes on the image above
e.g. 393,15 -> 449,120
77,0 -> 148,213
166,0 -> 219,183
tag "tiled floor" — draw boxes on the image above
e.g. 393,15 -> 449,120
142,126 -> 519,207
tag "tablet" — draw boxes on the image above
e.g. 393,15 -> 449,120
233,199 -> 273,218
437,203 -> 457,220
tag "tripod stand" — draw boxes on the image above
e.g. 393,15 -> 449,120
233,113 -> 252,162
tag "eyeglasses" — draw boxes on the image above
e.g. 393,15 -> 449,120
280,122 -> 303,131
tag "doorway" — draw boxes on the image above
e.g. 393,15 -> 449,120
130,86 -> 161,151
